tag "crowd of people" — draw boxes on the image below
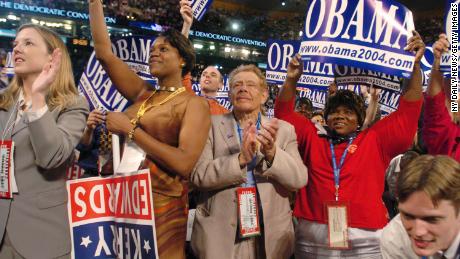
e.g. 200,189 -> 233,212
0,0 -> 459,259
15,0 -> 444,43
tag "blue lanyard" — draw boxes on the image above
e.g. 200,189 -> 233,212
235,112 -> 261,143
329,137 -> 354,201
235,113 -> 261,187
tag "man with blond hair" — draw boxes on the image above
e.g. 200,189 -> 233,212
381,155 -> 460,259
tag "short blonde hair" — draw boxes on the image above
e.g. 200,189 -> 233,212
0,24 -> 78,111
397,155 -> 460,213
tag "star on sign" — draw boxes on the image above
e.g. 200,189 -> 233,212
143,240 -> 151,254
80,236 -> 92,248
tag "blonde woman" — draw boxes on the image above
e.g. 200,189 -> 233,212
0,24 -> 88,258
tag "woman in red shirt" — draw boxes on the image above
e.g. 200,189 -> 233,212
422,33 -> 460,161
275,32 -> 425,258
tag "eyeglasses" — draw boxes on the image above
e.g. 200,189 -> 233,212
231,83 -> 262,92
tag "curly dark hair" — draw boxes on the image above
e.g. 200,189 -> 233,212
297,97 -> 313,111
324,90 -> 366,127
158,28 -> 195,76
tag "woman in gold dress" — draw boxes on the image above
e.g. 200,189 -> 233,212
88,1 -> 211,258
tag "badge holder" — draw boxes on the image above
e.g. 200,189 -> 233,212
324,200 -> 350,250
116,137 -> 146,174
0,140 -> 14,199
236,187 -> 261,238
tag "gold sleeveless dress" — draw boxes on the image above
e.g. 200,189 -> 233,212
124,89 -> 199,259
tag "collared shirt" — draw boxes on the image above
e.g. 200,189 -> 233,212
381,214 -> 460,259
444,231 -> 460,259
234,121 -> 257,187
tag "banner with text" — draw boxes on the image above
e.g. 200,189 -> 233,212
337,84 -> 400,115
266,39 -> 335,88
300,0 -> 416,78
298,85 -> 328,109
444,0 -> 458,72
67,170 -> 158,259
191,0 -> 214,21
334,65 -> 402,91
267,39 -> 402,90
267,40 -> 402,113
0,1 -> 116,23
78,36 -> 156,111
191,77 -> 232,110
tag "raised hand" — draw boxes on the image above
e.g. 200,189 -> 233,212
432,34 -> 449,69
31,48 -> 61,96
404,30 -> 425,64
180,0 -> 193,27
286,53 -> 303,82
278,53 -> 303,101
256,118 -> 279,164
427,34 -> 450,96
180,0 -> 193,37
369,84 -> 381,101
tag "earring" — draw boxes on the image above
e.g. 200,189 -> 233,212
181,63 -> 185,68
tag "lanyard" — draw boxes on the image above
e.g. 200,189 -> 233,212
1,98 -> 20,143
235,112 -> 261,187
329,137 -> 354,201
235,112 -> 261,143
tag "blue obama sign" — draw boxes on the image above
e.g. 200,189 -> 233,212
78,36 -> 156,112
300,0 -> 416,78
267,39 -> 334,88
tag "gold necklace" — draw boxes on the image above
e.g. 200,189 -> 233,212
130,87 -> 186,126
157,85 -> 183,92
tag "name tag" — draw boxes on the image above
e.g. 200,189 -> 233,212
0,140 -> 14,199
236,187 -> 261,238
186,209 -> 196,242
326,201 -> 350,249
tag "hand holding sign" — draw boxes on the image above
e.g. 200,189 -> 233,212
180,0 -> 193,30
286,54 -> 303,83
404,31 -> 425,65
432,34 -> 450,69
369,85 -> 381,101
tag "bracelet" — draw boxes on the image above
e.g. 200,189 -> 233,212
127,124 -> 139,142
